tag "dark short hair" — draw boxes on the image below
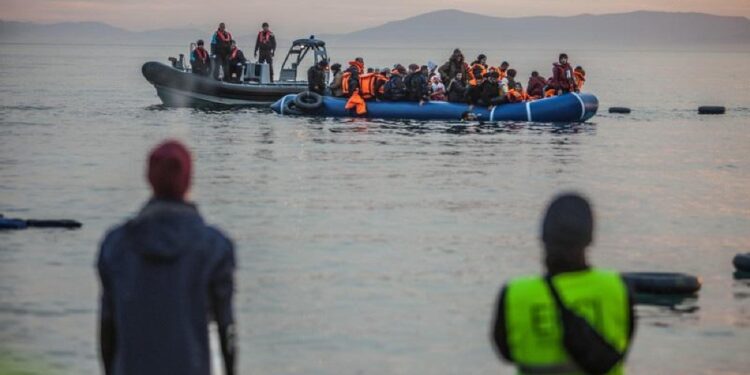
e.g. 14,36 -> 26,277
330,63 -> 341,71
542,193 -> 593,247
262,22 -> 269,27
408,63 -> 419,71
531,71 -> 539,77
478,54 -> 486,60
559,53 -> 568,60
489,71 -> 499,79
355,57 -> 364,63
318,60 -> 329,67
507,68 -> 516,77
500,61 -> 509,67
197,39 -> 204,46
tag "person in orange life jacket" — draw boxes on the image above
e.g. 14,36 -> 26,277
211,23 -> 232,80
466,69 -> 486,105
254,22 -> 276,81
527,71 -> 547,99
307,60 -> 329,95
438,48 -> 468,84
470,54 -> 488,69
342,57 -> 365,97
573,66 -> 586,91
383,65 -> 408,102
466,61 -> 487,87
226,41 -> 246,82
190,39 -> 210,76
505,82 -> 528,103
551,53 -> 576,94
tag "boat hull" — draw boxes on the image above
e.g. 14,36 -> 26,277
271,93 -> 598,122
142,61 -> 308,107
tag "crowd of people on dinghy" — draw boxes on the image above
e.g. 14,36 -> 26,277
316,49 -> 586,111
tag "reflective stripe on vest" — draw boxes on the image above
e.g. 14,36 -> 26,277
505,269 -> 630,375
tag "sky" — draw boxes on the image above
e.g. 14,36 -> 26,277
2,0 -> 750,35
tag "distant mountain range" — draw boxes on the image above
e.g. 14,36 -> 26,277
2,10 -> 749,48
326,10 -> 750,47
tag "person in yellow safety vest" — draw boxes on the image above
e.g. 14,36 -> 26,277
491,193 -> 635,375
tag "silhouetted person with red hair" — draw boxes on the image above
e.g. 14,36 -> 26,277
98,140 -> 236,375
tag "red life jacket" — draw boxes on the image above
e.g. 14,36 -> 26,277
217,30 -> 232,43
230,47 -> 239,60
195,47 -> 208,61
258,30 -> 273,44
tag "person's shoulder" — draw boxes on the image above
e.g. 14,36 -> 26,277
505,274 -> 543,287
98,220 -> 132,263
203,224 -> 234,254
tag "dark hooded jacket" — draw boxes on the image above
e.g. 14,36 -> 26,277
97,199 -> 235,375
438,52 -> 468,83
552,62 -> 575,92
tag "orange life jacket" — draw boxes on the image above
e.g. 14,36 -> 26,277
341,61 -> 365,96
544,88 -> 557,98
574,71 -> 586,91
345,91 -> 367,115
216,30 -> 232,43
506,89 -> 524,103
230,47 -> 239,60
467,63 -> 487,86
358,73 -> 377,99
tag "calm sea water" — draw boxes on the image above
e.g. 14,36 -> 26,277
1,43 -> 749,374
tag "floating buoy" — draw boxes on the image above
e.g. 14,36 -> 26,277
0,215 -> 82,230
294,91 -> 324,111
622,272 -> 701,295
608,107 -> 631,114
734,253 -> 750,272
698,106 -> 726,115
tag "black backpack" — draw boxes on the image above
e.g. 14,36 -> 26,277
545,276 -> 624,375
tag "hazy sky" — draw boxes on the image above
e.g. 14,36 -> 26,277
3,0 -> 750,35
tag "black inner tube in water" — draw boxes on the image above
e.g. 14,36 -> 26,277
608,107 -> 631,114
294,91 -> 324,112
698,106 -> 726,115
622,272 -> 701,295
733,253 -> 750,272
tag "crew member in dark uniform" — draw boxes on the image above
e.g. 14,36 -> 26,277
307,60 -> 329,94
211,23 -> 233,80
227,41 -> 247,82
254,22 -> 277,81
190,39 -> 210,76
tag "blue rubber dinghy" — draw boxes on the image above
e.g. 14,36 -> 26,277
271,92 -> 598,122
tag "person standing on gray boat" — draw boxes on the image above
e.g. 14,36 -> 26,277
254,22 -> 277,81
211,22 -> 233,80
97,140 -> 236,375
491,193 -> 635,375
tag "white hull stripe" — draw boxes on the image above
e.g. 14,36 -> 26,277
571,92 -> 586,121
489,106 -> 496,122
280,95 -> 287,115
525,102 -> 532,122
